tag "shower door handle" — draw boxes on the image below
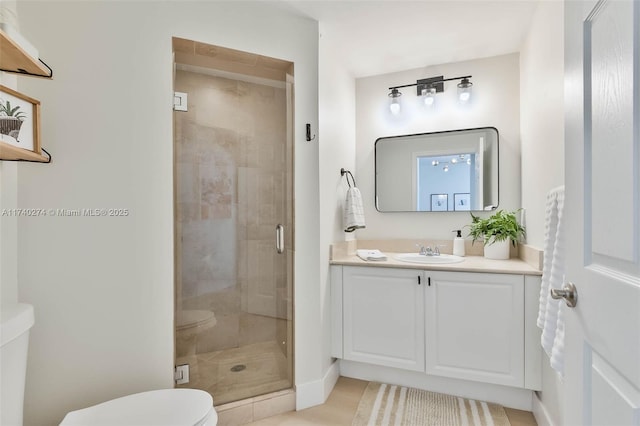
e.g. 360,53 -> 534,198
276,224 -> 285,254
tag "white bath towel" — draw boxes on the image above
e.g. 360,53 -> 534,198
536,186 -> 566,376
344,187 -> 366,232
356,249 -> 387,261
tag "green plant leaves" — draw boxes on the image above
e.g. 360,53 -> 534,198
0,100 -> 26,120
467,209 -> 526,247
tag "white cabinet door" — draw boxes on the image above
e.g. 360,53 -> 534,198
425,271 -> 524,387
343,266 -> 425,371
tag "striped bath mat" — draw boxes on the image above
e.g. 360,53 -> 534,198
352,382 -> 511,426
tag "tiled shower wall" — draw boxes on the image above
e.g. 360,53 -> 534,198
174,69 -> 291,354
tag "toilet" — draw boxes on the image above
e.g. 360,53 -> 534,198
1,303 -> 35,426
176,309 -> 217,357
0,303 -> 217,426
59,388 -> 217,426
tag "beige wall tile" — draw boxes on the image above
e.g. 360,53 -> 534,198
252,391 -> 296,421
217,403 -> 254,426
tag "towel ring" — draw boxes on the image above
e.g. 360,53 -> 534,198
340,168 -> 357,187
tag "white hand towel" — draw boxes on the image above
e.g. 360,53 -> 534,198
356,249 -> 387,261
537,186 -> 566,376
550,303 -> 566,374
344,187 -> 366,232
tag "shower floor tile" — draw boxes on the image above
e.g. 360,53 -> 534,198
177,340 -> 291,405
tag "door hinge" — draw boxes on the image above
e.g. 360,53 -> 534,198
174,364 -> 189,384
174,92 -> 188,112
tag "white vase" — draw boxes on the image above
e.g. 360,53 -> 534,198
483,239 -> 510,260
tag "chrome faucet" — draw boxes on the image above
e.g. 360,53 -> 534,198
416,244 -> 440,256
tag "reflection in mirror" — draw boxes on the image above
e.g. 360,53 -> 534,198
375,127 -> 499,212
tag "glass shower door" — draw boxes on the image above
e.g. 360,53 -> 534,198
173,37 -> 294,406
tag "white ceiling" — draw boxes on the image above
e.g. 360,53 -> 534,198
280,0 -> 541,78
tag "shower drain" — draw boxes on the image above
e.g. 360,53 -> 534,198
230,364 -> 247,372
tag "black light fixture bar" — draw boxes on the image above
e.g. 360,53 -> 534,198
417,76 -> 445,96
388,75 -> 472,96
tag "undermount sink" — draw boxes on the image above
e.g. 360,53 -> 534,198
395,253 -> 465,264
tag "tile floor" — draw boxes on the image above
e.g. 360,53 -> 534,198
245,377 -> 538,426
177,340 -> 291,405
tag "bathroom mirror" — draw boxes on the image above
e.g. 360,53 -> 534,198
375,127 -> 499,212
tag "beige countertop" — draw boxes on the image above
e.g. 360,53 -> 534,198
330,240 -> 543,276
330,253 -> 541,275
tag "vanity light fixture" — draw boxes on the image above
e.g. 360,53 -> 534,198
388,88 -> 402,114
387,74 -> 473,113
421,86 -> 436,106
457,77 -> 473,103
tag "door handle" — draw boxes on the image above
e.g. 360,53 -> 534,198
550,282 -> 578,308
275,224 -> 284,254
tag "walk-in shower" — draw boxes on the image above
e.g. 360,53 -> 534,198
172,37 -> 294,405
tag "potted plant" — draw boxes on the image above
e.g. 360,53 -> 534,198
0,99 -> 26,142
467,209 -> 526,260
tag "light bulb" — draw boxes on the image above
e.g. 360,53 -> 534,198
451,157 -> 458,164
422,87 -> 436,107
390,100 -> 400,115
432,160 -> 439,166
388,88 -> 402,115
443,165 -> 449,172
457,78 -> 473,104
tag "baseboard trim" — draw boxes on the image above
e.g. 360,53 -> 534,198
339,359 -> 534,411
532,392 -> 554,426
295,360 -> 340,410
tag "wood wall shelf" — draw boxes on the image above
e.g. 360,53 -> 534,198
0,28 -> 52,78
0,141 -> 49,162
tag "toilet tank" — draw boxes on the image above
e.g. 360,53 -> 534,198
1,303 -> 35,426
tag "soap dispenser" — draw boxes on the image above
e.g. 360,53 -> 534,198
452,230 -> 465,256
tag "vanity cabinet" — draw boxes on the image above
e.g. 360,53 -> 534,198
339,266 -> 425,371
424,271 -> 524,387
331,265 -> 541,390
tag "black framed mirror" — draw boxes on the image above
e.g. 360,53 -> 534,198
375,127 -> 499,212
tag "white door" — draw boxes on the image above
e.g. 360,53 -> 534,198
564,1 -> 640,424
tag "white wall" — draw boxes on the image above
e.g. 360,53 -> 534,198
16,2 -> 318,424
520,1 -> 565,250
355,54 -> 521,240
0,138 -> 19,307
519,2 -> 565,425
318,23 -> 356,391
0,1 -> 20,311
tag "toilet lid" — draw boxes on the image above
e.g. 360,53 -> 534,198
60,389 -> 217,426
